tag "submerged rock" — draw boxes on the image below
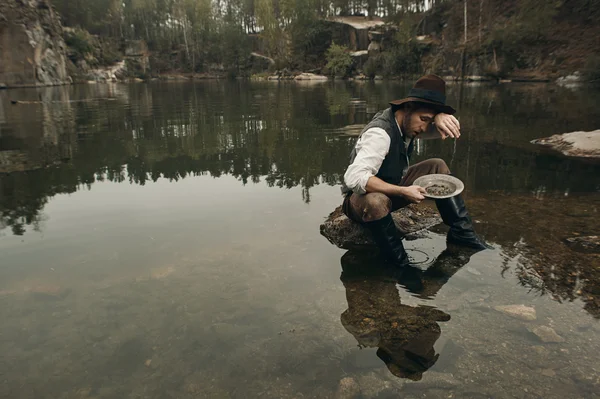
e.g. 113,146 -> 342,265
320,205 -> 442,250
355,372 -> 405,398
494,305 -> 537,321
565,235 -> 600,253
531,130 -> 600,158
528,326 -> 565,343
334,377 -> 360,399
418,371 -> 460,389
540,368 -> 556,377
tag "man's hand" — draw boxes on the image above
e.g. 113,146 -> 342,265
401,185 -> 427,203
434,113 -> 461,140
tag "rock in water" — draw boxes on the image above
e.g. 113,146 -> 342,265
320,204 -> 442,250
334,377 -> 360,399
494,305 -> 537,321
531,130 -> 600,158
528,326 -> 565,343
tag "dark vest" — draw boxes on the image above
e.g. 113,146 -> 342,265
343,107 -> 414,193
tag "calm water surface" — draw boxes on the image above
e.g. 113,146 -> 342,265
1,81 -> 599,398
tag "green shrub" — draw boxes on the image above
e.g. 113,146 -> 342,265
380,47 -> 421,77
325,43 -> 352,78
289,20 -> 332,70
64,28 -> 94,61
97,38 -> 122,65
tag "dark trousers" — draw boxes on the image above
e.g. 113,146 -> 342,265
342,158 -> 450,223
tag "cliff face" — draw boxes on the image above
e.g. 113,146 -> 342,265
0,0 -> 70,87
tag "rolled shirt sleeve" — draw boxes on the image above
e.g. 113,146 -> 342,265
343,127 -> 391,194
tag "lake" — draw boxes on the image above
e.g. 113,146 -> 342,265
1,80 -> 599,398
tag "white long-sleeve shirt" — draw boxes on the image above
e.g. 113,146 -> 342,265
343,127 -> 392,195
343,122 -> 440,194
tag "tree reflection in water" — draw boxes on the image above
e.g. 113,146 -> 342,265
1,81 -> 599,317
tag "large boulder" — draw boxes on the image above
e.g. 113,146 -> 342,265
531,130 -> 600,158
320,204 -> 442,250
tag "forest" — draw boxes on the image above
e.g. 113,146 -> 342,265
49,0 -> 600,80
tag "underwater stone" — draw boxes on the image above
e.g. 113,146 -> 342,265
529,326 -> 565,343
334,377 -> 360,399
494,305 -> 537,321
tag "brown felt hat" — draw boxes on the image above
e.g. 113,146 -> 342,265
389,74 -> 456,115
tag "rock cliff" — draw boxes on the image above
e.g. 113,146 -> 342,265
0,0 -> 70,87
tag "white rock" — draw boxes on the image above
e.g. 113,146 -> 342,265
531,130 -> 600,158
294,73 -> 328,81
494,305 -> 537,321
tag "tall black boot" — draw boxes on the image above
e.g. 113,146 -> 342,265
364,214 -> 410,267
435,195 -> 492,250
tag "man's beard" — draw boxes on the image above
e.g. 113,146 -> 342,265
401,111 -> 415,138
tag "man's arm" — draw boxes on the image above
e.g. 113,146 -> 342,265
418,113 -> 461,140
343,127 -> 390,194
365,176 -> 426,203
343,128 -> 426,203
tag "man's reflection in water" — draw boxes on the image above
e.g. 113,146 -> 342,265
339,248 -> 476,381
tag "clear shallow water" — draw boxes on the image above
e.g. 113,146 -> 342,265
0,81 -> 599,398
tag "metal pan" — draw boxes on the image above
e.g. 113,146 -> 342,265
413,174 -> 464,199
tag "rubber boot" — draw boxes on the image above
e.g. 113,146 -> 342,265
364,214 -> 410,267
435,195 -> 492,250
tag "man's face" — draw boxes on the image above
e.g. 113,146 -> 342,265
402,108 -> 436,138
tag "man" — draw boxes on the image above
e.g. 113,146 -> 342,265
342,74 -> 490,266
339,251 -> 452,381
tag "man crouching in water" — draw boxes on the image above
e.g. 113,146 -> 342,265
341,74 -> 491,266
